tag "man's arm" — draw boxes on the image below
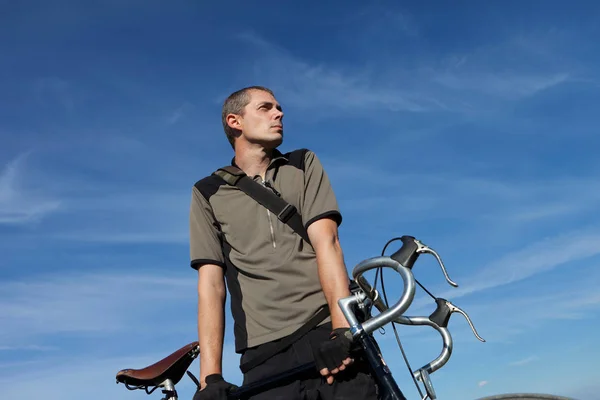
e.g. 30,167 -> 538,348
307,216 -> 353,384
188,184 -> 228,388
197,264 -> 227,388
299,149 -> 352,383
307,217 -> 351,329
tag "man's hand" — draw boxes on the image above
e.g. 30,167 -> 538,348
192,374 -> 238,400
313,328 -> 355,385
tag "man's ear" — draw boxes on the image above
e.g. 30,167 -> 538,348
226,113 -> 242,131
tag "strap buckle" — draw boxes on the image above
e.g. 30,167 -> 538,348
277,204 -> 297,223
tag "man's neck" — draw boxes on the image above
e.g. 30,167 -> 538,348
234,145 -> 274,180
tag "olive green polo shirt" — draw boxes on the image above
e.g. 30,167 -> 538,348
189,149 -> 342,353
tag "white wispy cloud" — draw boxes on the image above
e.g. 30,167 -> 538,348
0,341 -> 242,400
55,231 -> 189,244
478,380 -> 489,387
0,360 -> 46,370
434,267 -> 600,344
373,230 -> 600,342
50,191 -> 191,244
385,9 -> 419,37
235,30 -> 575,116
0,152 -> 61,225
0,353 -> 200,400
0,269 -> 240,400
429,29 -> 576,100
317,6 -> 419,38
440,231 -> 600,300
0,272 -> 196,344
325,156 -> 600,226
0,133 -> 201,244
166,102 -> 194,125
509,356 -> 538,366
33,76 -> 76,114
236,31 -> 444,113
0,345 -> 58,351
433,72 -> 570,99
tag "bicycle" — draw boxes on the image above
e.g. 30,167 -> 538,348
115,235 -> 576,400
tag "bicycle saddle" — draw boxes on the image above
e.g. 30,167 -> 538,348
116,341 -> 200,388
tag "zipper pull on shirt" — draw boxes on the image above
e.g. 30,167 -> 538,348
263,180 -> 281,197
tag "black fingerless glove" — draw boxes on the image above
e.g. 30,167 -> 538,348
192,374 -> 238,400
313,328 -> 353,372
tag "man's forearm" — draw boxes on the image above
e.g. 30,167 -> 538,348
314,235 -> 352,329
197,270 -> 226,387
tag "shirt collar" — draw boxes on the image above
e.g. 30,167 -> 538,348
230,148 -> 288,169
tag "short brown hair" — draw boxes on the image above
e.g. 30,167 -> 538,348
221,86 -> 275,149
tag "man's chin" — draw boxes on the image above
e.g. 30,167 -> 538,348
261,135 -> 283,149
246,133 -> 283,150
265,139 -> 283,150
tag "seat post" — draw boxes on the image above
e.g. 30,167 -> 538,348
160,379 -> 177,400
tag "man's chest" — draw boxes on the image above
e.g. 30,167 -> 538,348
210,170 -> 305,252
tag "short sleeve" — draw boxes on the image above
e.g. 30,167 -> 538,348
301,150 -> 342,229
189,186 -> 225,270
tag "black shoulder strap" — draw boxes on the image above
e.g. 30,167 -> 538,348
213,155 -> 311,245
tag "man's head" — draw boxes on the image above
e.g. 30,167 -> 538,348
221,86 -> 284,150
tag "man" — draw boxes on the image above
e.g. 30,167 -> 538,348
189,86 -> 378,399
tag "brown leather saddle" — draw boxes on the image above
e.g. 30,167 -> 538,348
116,341 -> 200,389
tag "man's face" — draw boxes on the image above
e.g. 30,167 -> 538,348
235,90 -> 284,148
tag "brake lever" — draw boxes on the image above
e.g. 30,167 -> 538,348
414,240 -> 458,288
429,298 -> 485,342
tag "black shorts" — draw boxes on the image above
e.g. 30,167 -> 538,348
240,322 -> 379,400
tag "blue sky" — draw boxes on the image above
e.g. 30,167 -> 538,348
1,1 -> 600,399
